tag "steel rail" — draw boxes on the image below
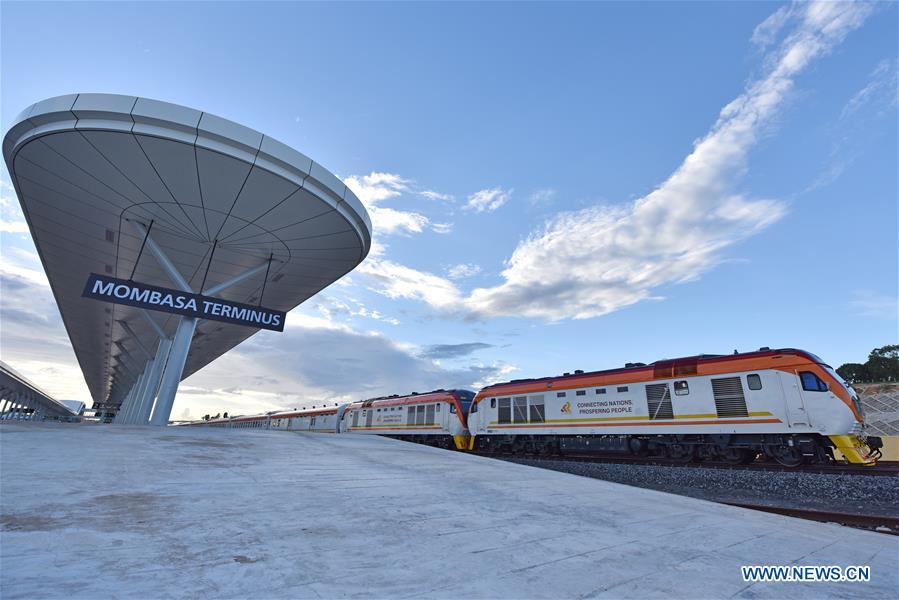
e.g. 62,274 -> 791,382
480,453 -> 899,477
722,502 -> 899,535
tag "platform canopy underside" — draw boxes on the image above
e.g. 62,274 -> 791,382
3,94 -> 372,409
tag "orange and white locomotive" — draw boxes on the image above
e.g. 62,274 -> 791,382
466,348 -> 882,466
339,389 -> 474,450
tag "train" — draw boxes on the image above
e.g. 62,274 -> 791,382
189,389 -> 475,450
183,348 -> 883,466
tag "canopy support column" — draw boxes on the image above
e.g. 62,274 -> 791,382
150,317 -> 197,426
136,337 -> 172,425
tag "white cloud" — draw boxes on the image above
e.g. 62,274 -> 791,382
463,1 -> 872,321
1,179 -> 29,233
446,263 -> 481,280
529,188 -> 557,205
343,172 -> 452,235
751,4 -> 793,49
0,251 -> 90,402
465,187 -> 512,213
806,57 -> 897,194
420,190 -> 454,202
344,172 -> 410,203
431,222 -> 453,234
356,257 -> 463,311
850,290 -> 897,320
0,220 -> 29,234
841,58 -> 898,119
314,295 -> 401,326
344,172 -> 427,235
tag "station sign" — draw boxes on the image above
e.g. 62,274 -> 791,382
82,273 -> 285,332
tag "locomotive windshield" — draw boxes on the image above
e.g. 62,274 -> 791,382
456,390 -> 475,415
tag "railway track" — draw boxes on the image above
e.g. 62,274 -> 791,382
481,453 -> 899,476
723,502 -> 899,535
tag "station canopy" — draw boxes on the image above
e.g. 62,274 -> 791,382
3,94 -> 372,412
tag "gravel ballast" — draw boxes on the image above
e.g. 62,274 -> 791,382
501,458 -> 899,518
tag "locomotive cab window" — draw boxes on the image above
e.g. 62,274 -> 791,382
490,398 -> 496,408
674,381 -> 689,396
799,371 -> 828,392
747,374 -> 762,390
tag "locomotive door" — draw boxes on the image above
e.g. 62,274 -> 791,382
776,371 -> 809,428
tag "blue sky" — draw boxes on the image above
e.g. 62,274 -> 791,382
1,1 -> 896,418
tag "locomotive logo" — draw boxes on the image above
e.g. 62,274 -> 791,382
561,401 -> 571,414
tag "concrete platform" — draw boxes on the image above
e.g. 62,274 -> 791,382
1,423 -> 896,599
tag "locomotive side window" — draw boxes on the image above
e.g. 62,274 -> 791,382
436,403 -> 440,412
490,398 -> 496,408
513,396 -> 528,423
498,397 -> 511,424
674,381 -> 689,396
747,374 -> 762,390
576,390 -> 586,396
529,395 -> 545,423
557,392 -> 566,398
595,388 -> 606,394
617,386 -> 629,393
800,371 -> 828,392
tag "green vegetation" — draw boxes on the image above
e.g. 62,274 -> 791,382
836,345 -> 899,383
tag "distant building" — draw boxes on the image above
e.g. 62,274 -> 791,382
61,401 -> 86,416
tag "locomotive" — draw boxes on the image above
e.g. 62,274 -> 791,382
467,348 -> 881,466
185,348 -> 882,466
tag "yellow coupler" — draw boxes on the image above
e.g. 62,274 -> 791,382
453,434 -> 471,451
829,435 -> 883,465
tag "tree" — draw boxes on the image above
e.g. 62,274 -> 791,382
866,345 -> 899,382
836,363 -> 871,384
203,414 -> 210,421
223,412 -> 229,418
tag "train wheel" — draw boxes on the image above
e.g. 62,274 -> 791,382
770,445 -> 803,467
667,444 -> 695,463
721,448 -> 755,465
